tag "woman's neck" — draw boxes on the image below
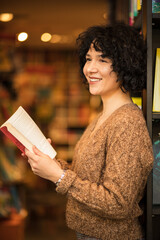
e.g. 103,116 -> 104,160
101,89 -> 132,118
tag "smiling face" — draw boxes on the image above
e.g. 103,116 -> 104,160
83,44 -> 121,98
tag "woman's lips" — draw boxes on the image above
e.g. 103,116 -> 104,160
89,77 -> 102,83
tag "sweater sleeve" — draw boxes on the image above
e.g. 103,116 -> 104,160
56,158 -> 71,170
56,119 -> 153,219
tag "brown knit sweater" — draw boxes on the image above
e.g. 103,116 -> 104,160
56,103 -> 153,240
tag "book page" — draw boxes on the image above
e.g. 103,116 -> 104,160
2,106 -> 56,159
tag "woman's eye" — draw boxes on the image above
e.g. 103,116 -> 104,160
86,58 -> 91,62
100,58 -> 107,63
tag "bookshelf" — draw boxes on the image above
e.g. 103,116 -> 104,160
153,13 -> 160,19
153,113 -> 160,119
0,33 -> 29,240
146,0 -> 160,239
124,0 -> 160,239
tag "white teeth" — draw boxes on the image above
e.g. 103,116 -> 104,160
90,79 -> 101,82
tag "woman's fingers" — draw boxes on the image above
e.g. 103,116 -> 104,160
23,146 -> 62,182
47,138 -> 51,144
32,145 -> 44,156
21,152 -> 26,158
25,148 -> 38,161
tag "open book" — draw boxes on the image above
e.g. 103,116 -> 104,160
0,106 -> 57,159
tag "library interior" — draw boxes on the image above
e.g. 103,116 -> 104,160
0,0 -> 160,240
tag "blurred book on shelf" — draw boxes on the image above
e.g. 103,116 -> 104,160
153,119 -> 160,204
152,0 -> 160,13
129,0 -> 142,26
153,48 -> 160,112
0,186 -> 12,218
132,97 -> 142,109
0,148 -> 22,183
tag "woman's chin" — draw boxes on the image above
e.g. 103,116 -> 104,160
89,88 -> 100,96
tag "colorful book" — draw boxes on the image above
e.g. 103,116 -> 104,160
152,0 -> 160,13
153,48 -> 160,112
0,106 -> 57,159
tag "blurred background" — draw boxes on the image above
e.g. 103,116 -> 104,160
0,0 -> 141,239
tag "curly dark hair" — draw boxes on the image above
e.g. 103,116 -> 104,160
76,23 -> 147,92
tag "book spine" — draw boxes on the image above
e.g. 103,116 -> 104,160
0,126 -> 25,154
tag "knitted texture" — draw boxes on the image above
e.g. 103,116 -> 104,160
56,103 -> 153,240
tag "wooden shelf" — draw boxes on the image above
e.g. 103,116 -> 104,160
153,13 -> 160,19
152,13 -> 160,29
153,205 -> 160,215
153,113 -> 160,119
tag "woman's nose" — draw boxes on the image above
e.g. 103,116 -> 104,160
87,61 -> 98,73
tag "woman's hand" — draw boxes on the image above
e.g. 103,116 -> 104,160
25,146 -> 63,184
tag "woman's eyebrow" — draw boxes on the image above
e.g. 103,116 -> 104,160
100,54 -> 107,58
85,53 -> 107,58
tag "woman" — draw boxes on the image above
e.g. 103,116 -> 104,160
25,23 -> 153,240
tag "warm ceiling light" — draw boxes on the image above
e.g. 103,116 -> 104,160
61,35 -> 73,44
17,32 -> 28,42
41,33 -> 52,42
51,34 -> 62,43
0,13 -> 14,22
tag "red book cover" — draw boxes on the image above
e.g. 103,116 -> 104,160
0,106 -> 57,159
0,126 -> 25,154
